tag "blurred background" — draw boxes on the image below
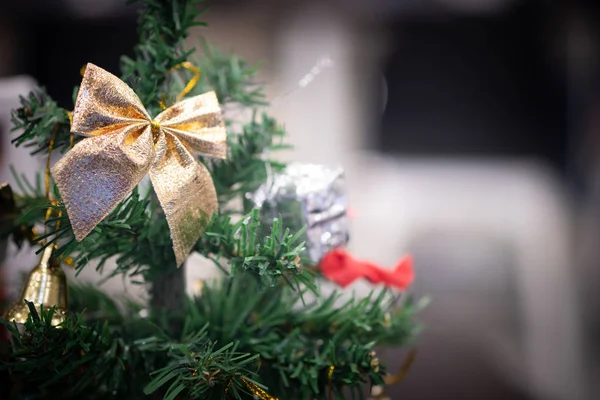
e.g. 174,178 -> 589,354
1,0 -> 600,399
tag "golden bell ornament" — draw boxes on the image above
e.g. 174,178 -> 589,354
5,245 -> 68,326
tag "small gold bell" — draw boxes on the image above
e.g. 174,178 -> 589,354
5,245 -> 68,326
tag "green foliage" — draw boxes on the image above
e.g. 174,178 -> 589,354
1,283 -> 421,399
19,192 -> 306,286
0,170 -> 46,248
141,334 -> 260,400
121,0 -> 208,116
0,297 -> 260,399
10,89 -> 73,155
154,277 -> 421,399
0,302 -> 135,398
64,190 -> 176,281
194,41 -> 266,107
9,187 -> 171,281
196,208 -> 310,290
209,112 -> 289,207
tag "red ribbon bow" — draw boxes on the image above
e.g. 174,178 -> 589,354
319,248 -> 414,290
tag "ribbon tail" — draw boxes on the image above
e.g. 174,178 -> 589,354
52,127 -> 153,240
359,256 -> 414,289
320,248 -> 367,287
150,135 -> 217,267
386,256 -> 414,290
320,249 -> 415,290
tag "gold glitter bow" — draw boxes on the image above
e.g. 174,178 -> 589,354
52,63 -> 227,266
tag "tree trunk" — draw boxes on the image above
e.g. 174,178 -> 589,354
150,263 -> 186,315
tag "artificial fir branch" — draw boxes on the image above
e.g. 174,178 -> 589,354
147,278 -> 420,399
196,209 -> 309,290
10,89 -> 74,155
121,0 -> 208,116
193,41 -> 267,107
0,299 -> 263,400
1,281 -> 419,399
0,170 -> 46,248
2,186 -> 306,287
141,338 -> 261,400
0,302 -> 136,398
209,112 -> 289,207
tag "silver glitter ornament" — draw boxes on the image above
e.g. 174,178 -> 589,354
250,163 -> 350,262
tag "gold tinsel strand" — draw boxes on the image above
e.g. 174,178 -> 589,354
240,377 -> 278,400
60,112 -> 76,268
383,349 -> 417,385
159,61 -> 201,110
327,365 -> 335,400
174,61 -> 201,103
224,377 -> 234,394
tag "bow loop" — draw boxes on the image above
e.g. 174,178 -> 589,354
71,64 -> 150,137
155,92 -> 227,159
52,63 -> 226,266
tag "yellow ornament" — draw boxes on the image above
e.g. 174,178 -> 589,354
5,245 -> 68,326
51,63 -> 227,266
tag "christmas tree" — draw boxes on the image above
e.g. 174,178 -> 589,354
0,1 -> 421,399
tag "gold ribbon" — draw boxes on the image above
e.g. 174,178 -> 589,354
239,377 -> 278,400
51,63 -> 227,266
327,365 -> 335,399
383,349 -> 417,385
159,62 -> 201,110
174,61 -> 201,103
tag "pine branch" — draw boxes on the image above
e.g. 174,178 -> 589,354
0,170 -> 46,248
47,188 -> 175,281
121,0 -> 208,116
141,334 -> 261,400
2,185 -> 172,281
10,89 -> 74,155
0,302 -> 137,398
1,279 -> 421,400
184,276 -> 421,399
5,184 -> 306,288
0,297 -> 270,400
196,208 -> 309,290
207,112 -> 289,208
193,41 -> 267,107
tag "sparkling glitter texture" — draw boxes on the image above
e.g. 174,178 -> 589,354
250,163 -> 349,262
51,63 -> 227,266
